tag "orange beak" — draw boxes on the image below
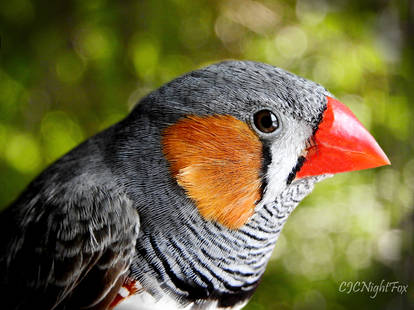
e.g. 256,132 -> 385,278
296,96 -> 390,178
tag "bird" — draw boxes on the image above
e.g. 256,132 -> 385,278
0,60 -> 390,310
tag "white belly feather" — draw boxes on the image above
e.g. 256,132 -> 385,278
114,290 -> 247,310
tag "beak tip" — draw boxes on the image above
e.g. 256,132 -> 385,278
372,142 -> 391,167
381,155 -> 391,166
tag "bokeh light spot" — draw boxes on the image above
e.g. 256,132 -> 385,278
346,238 -> 372,269
275,27 -> 308,59
0,70 -> 25,119
296,0 -> 327,26
129,36 -> 160,80
215,15 -> 246,45
5,133 -> 41,173
76,26 -> 115,60
377,229 -> 402,265
41,111 -> 84,163
56,52 -> 86,84
221,0 -> 278,34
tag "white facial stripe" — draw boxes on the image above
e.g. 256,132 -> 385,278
257,117 -> 312,209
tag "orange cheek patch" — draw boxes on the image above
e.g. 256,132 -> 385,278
162,115 -> 263,229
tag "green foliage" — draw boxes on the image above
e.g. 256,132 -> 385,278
0,0 -> 413,309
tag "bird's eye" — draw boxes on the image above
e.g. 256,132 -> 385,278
253,110 -> 279,133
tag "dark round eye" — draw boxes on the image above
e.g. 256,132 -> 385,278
253,110 -> 279,133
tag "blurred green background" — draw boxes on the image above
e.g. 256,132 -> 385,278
0,0 -> 413,309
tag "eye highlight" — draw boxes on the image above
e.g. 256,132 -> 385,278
253,110 -> 279,134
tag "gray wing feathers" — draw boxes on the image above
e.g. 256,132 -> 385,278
0,187 -> 140,310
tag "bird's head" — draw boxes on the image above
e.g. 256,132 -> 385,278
130,60 -> 390,230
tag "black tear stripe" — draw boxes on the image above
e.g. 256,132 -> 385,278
285,99 -> 327,186
312,99 -> 328,135
259,143 -> 272,200
287,156 -> 306,185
